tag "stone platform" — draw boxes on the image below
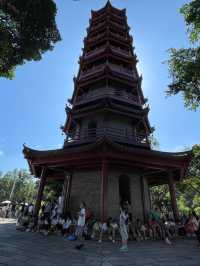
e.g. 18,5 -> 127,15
0,219 -> 199,266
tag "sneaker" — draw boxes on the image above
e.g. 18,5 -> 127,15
165,238 -> 172,245
112,239 -> 115,243
120,246 -> 128,252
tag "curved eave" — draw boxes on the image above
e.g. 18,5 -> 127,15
23,138 -> 192,184
23,139 -> 192,165
81,49 -> 134,66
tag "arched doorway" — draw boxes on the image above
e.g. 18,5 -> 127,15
119,175 -> 131,205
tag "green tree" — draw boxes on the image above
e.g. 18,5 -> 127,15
167,0 -> 200,110
149,134 -> 160,150
151,145 -> 200,215
0,169 -> 36,202
43,180 -> 63,201
0,0 -> 61,79
150,184 -> 171,212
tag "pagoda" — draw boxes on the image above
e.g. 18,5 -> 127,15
23,1 -> 192,222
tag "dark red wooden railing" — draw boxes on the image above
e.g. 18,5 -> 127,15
64,127 -> 149,147
75,87 -> 139,105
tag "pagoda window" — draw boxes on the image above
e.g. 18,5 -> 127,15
119,175 -> 131,204
88,121 -> 97,138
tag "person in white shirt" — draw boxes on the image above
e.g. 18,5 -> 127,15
28,203 -> 34,217
119,205 -> 129,252
75,201 -> 86,249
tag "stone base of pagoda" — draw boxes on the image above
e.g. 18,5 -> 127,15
69,168 -> 150,222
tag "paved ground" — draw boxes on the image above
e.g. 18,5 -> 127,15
0,219 -> 200,266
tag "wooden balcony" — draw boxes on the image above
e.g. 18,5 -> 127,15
85,32 -> 106,43
84,45 -> 131,61
89,21 -> 106,33
79,63 -> 135,81
79,64 -> 104,79
110,45 -> 131,57
64,128 -> 149,147
91,12 -> 125,27
75,87 -> 140,106
84,46 -> 106,59
110,32 -> 130,42
89,19 -> 127,36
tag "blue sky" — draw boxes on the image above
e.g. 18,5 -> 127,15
0,0 -> 199,173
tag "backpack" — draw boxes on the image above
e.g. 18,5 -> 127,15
85,209 -> 93,220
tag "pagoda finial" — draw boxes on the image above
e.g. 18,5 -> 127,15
105,0 -> 112,8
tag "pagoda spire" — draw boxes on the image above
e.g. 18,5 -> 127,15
63,2 -> 152,149
106,0 -> 112,7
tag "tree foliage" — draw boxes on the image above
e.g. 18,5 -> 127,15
0,169 -> 36,202
0,0 -> 61,79
149,134 -> 160,150
167,0 -> 200,110
151,145 -> 200,215
43,180 -> 63,201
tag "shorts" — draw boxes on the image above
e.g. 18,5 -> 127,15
120,225 -> 128,241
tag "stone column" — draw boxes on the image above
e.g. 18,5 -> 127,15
168,171 -> 179,221
100,160 -> 108,222
34,167 -> 46,219
140,176 -> 150,222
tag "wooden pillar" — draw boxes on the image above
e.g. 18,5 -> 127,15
140,176 -> 147,222
34,167 -> 46,218
100,160 -> 108,223
62,172 -> 72,215
168,171 -> 179,221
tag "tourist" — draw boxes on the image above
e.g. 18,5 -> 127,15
11,202 -> 16,218
190,211 -> 200,247
57,214 -> 65,234
27,216 -> 35,232
91,219 -> 101,240
44,200 -> 52,219
128,217 -> 137,241
109,218 -> 119,243
185,212 -> 199,237
149,208 -> 163,240
37,214 -> 45,233
75,201 -> 86,249
98,217 -> 111,243
163,215 -> 175,245
195,220 -> 200,247
62,212 -> 72,236
28,203 -> 34,217
51,213 -> 59,233
164,214 -> 176,237
176,215 -> 186,237
135,218 -> 147,241
119,204 -> 129,252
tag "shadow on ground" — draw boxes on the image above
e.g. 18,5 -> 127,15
0,219 -> 199,266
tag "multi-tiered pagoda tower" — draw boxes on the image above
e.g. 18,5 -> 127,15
23,1 -> 191,222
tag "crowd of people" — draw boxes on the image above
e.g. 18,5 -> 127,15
0,202 -> 18,218
10,197 -> 200,252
